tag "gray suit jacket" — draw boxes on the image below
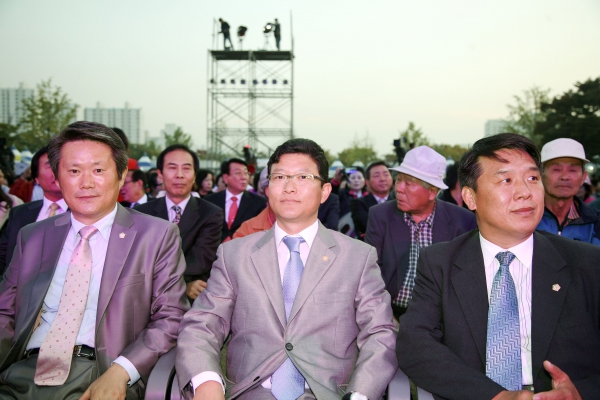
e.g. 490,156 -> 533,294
0,205 -> 189,397
176,222 -> 398,399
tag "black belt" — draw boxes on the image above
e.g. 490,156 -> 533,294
25,345 -> 96,360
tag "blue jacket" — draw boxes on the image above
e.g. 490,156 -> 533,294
537,196 -> 600,245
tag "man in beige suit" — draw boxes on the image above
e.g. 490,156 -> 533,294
0,122 -> 189,399
176,138 -> 397,400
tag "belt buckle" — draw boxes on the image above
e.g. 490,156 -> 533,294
73,345 -> 83,357
522,384 -> 534,392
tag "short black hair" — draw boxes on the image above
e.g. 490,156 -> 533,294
195,169 -> 214,188
157,144 -> 200,175
267,138 -> 329,184
129,169 -> 147,190
458,133 -> 541,192
222,158 -> 248,175
148,171 -> 160,190
111,127 -> 129,150
365,161 -> 387,179
31,146 -> 49,180
443,163 -> 459,190
48,121 -> 129,180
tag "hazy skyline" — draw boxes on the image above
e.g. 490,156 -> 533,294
1,0 -> 599,158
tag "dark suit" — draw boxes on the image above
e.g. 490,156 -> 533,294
0,201 -> 43,275
0,205 -> 189,398
396,230 -> 600,399
135,196 -> 223,282
350,193 -> 395,239
318,192 -> 339,230
204,191 -> 266,241
365,199 -> 476,301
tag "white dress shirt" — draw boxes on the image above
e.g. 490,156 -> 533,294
26,204 -> 140,384
31,183 -> 44,201
129,193 -> 148,208
225,189 -> 243,222
165,194 -> 192,223
480,233 -> 533,386
35,197 -> 68,222
191,220 -> 319,393
372,194 -> 389,204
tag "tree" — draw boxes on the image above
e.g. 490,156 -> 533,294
129,140 -> 161,160
163,126 -> 194,148
16,79 -> 78,151
431,144 -> 469,162
398,122 -> 430,148
536,77 -> 600,157
503,86 -> 551,146
337,134 -> 379,167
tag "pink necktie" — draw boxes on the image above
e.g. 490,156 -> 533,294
47,203 -> 59,218
34,225 -> 98,386
227,197 -> 238,229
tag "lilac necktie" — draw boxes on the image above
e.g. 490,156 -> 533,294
486,251 -> 522,390
271,236 -> 306,400
34,225 -> 98,386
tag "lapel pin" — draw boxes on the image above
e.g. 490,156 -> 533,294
119,232 -> 126,239
322,256 -> 329,262
552,284 -> 561,292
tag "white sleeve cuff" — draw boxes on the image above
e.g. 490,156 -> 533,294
112,356 -> 140,386
191,371 -> 225,394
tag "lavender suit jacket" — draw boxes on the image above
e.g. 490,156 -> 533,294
176,222 -> 398,400
0,205 -> 189,397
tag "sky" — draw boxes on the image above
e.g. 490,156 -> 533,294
1,0 -> 599,158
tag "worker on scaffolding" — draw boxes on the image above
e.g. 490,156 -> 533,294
219,18 -> 234,50
274,18 -> 281,50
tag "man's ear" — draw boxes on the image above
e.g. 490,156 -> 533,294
462,186 -> 476,211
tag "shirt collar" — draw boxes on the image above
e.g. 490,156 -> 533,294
479,232 -> 534,269
165,194 -> 191,212
372,193 -> 388,203
70,203 -> 118,242
226,189 -> 243,203
42,196 -> 68,212
404,201 -> 436,228
274,219 -> 319,250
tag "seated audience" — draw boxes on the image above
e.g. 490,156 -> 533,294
195,169 -> 215,198
119,169 -> 151,208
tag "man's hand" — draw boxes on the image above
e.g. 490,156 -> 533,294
79,363 -> 129,400
186,280 -> 207,299
193,381 -> 225,400
492,390 -> 534,400
532,361 -> 582,400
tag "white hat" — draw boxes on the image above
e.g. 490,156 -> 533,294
390,146 -> 448,190
541,138 -> 589,163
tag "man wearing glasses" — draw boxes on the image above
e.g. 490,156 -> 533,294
177,138 -> 397,399
119,169 -> 150,208
205,158 -> 267,242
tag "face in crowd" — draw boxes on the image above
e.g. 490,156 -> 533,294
347,170 -> 365,192
159,149 -> 196,201
223,162 -> 249,195
542,157 -> 586,201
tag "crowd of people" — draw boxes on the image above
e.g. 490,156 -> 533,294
0,120 -> 598,399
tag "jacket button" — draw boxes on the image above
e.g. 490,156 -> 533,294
285,343 -> 293,351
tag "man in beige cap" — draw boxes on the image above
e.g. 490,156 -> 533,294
536,138 -> 600,245
365,146 -> 476,319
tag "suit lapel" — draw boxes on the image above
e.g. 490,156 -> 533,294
152,197 -> 169,221
366,194 -> 377,208
432,200 -> 453,243
96,205 -> 137,326
233,192 -> 252,226
390,207 -> 411,290
530,232 -> 570,381
25,201 -> 43,224
177,197 -> 199,238
250,228 -> 287,327
450,231 -> 489,364
288,223 -> 336,324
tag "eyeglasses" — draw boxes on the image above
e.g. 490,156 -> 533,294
268,173 -> 325,185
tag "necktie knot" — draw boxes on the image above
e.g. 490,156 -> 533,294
49,203 -> 59,211
172,205 -> 182,224
495,251 -> 516,269
283,236 -> 304,254
231,196 -> 237,203
79,226 -> 98,241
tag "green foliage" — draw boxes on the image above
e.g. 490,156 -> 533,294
399,122 -> 430,147
337,134 -> 379,167
503,86 -> 551,146
129,140 -> 161,160
163,127 -> 194,148
536,77 -> 600,157
431,144 -> 469,162
16,79 -> 78,151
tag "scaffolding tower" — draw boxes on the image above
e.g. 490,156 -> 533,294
206,50 -> 294,162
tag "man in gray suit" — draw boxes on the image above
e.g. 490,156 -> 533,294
176,138 -> 397,399
0,122 -> 189,399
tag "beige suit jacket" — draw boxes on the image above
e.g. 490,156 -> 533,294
0,205 -> 189,397
176,222 -> 398,399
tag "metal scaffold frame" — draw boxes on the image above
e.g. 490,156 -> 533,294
206,49 -> 294,162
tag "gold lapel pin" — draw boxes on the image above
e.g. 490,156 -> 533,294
119,232 -> 126,239
322,256 -> 329,262
552,284 -> 561,292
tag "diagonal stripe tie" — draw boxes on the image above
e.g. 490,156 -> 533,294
486,251 -> 522,390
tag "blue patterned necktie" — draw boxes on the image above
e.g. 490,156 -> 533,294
171,205 -> 182,224
486,251 -> 522,390
271,236 -> 306,400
